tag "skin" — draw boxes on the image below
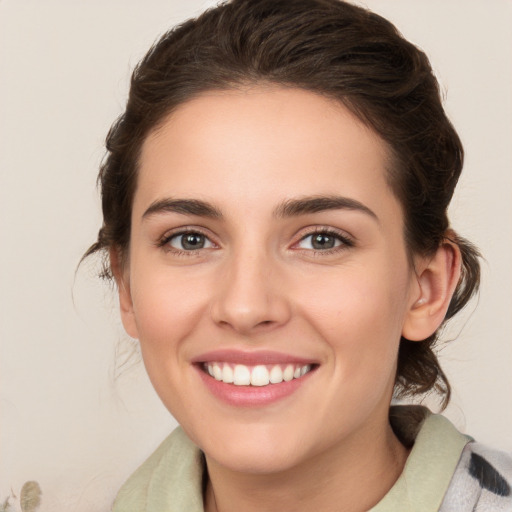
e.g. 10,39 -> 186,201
114,86 -> 460,512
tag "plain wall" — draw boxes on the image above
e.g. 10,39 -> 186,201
1,1 -> 511,510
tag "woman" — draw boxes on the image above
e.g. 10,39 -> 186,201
84,0 -> 512,510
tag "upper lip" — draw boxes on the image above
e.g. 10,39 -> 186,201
191,349 -> 319,366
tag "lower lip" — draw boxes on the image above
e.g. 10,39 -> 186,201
196,366 -> 314,407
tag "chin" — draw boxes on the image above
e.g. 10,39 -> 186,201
191,420 -> 313,475
208,441 -> 307,475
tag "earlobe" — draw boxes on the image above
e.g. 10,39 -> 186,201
110,247 -> 139,340
402,238 -> 461,341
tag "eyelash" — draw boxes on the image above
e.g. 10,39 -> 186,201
293,227 -> 355,255
157,227 -> 217,257
157,227 -> 355,257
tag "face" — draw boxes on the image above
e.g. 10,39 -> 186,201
119,87 -> 422,474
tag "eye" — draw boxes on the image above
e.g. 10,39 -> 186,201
296,230 -> 352,251
167,231 -> 214,251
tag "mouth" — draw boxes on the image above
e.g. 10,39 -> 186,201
192,350 -> 319,406
202,362 -> 314,387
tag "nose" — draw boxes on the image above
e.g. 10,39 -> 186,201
210,247 -> 292,335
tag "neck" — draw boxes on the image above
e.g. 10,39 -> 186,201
204,421 -> 409,512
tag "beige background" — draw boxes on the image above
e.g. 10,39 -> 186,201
1,1 -> 511,510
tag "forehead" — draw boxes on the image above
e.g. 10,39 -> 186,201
136,86 -> 397,219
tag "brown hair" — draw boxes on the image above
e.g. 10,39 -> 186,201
84,0 -> 480,406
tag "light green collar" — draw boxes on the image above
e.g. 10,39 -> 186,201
113,406 -> 471,512
113,427 -> 204,512
370,407 -> 471,512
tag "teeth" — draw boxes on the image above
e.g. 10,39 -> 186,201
204,362 -> 312,387
212,363 -> 222,381
269,365 -> 284,384
222,364 -> 234,383
250,365 -> 270,386
233,364 -> 251,386
283,365 -> 294,382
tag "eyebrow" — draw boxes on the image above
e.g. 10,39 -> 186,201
143,198 -> 223,219
142,195 -> 378,222
273,195 -> 378,222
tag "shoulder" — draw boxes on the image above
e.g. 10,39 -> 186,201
440,441 -> 512,511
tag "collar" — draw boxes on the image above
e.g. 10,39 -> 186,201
113,406 -> 471,512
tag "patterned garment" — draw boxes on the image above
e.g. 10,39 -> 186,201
440,442 -> 512,511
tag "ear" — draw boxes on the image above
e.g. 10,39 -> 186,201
402,238 -> 461,341
110,247 -> 139,339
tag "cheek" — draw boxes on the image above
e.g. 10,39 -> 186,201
294,262 -> 411,375
129,268 -> 211,360
299,266 -> 408,335
127,269 -> 215,418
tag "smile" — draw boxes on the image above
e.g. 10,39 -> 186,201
203,362 -> 313,386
